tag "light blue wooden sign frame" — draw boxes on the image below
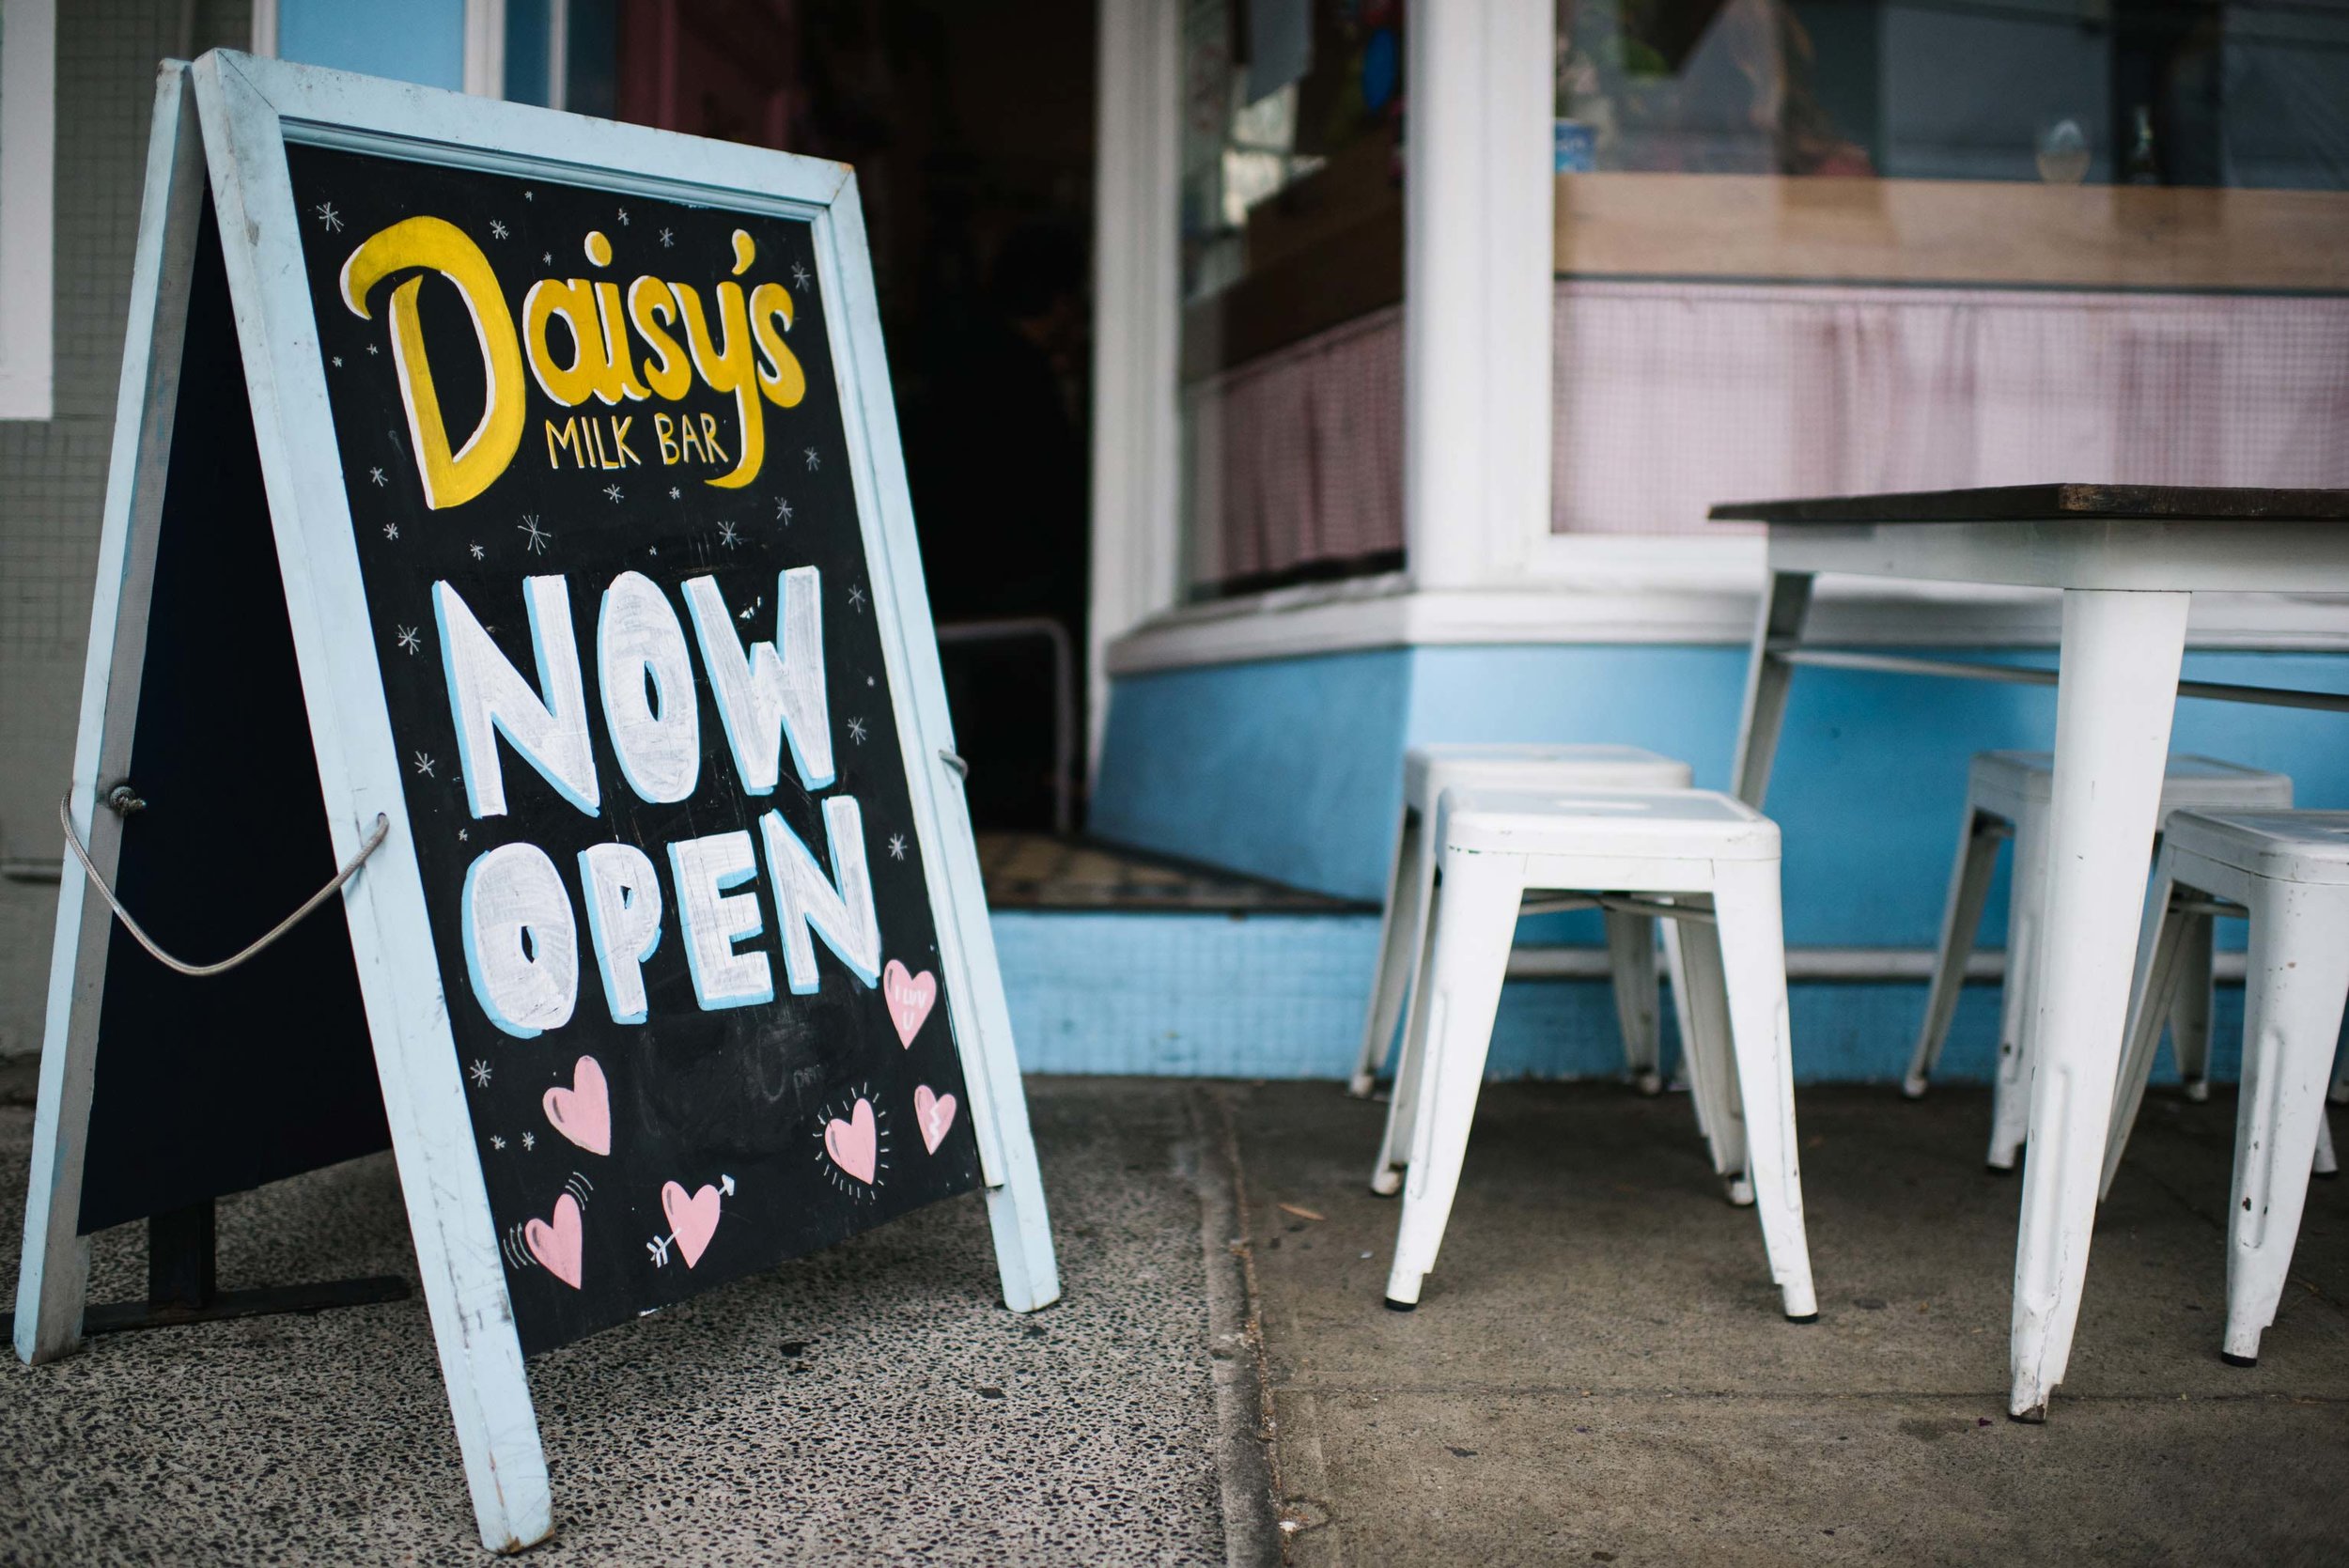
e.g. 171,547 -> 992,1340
15,50 -> 1058,1554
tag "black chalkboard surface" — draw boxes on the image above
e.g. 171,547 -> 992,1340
283,145 -> 984,1354
79,200 -> 390,1236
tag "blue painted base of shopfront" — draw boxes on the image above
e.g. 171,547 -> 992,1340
1067,640 -> 2349,1081
992,907 -> 2246,1085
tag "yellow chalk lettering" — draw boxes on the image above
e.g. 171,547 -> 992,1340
699,412 -> 729,465
612,416 -> 639,467
594,282 -> 651,402
338,216 -> 525,509
678,414 -> 707,465
749,281 -> 805,408
523,279 -> 601,408
655,411 -> 680,464
672,281 -> 762,488
628,277 -> 693,400
545,416 -> 588,468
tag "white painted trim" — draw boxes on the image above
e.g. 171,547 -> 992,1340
0,0 -> 55,420
249,0 -> 277,57
1084,0 -> 1180,774
1106,572 -> 2349,676
1401,0 -> 1552,590
463,0 -> 506,98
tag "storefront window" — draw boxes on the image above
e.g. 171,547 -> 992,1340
1546,0 -> 2349,541
1178,0 -> 1407,600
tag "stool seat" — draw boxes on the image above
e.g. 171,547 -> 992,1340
1377,784 -> 1817,1322
1907,752 -> 2295,1151
2165,811 -> 2349,886
1442,787 -> 1777,860
1970,751 -> 2293,813
1405,744 -> 1692,810
1352,746 -> 1696,1104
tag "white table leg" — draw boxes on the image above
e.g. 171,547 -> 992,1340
2008,588 -> 2190,1421
1731,571 -> 1815,808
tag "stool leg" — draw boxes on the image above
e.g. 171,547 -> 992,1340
1986,802 -> 2051,1172
1906,800 -> 2005,1098
1383,855 -> 1523,1310
2170,911 -> 2216,1104
1712,860 -> 1818,1321
1352,810 -> 1426,1097
1371,866 -> 1444,1197
1673,915 -> 1751,1207
2221,880 -> 2349,1366
1607,911 -> 1663,1095
2100,857 -> 2196,1202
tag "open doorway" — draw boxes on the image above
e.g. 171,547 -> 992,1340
510,0 -> 1097,834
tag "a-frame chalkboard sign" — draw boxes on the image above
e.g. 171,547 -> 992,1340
16,52 -> 1057,1552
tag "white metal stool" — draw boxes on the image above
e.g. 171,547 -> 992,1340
1906,752 -> 2293,1172
1351,744 -> 1696,1102
2099,811 -> 2349,1365
1378,787 -> 1818,1321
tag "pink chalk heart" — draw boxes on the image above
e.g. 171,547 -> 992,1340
661,1180 -> 723,1268
523,1193 -> 583,1290
883,960 -> 937,1048
543,1055 -> 611,1157
824,1097 -> 879,1185
913,1084 -> 957,1154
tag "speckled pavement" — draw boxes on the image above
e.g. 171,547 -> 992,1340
0,1077 -> 1259,1565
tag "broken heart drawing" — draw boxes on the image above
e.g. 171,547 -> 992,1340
913,1084 -> 957,1154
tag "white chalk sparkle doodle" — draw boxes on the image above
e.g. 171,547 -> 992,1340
887,833 -> 907,861
846,717 -> 867,744
489,219 -> 508,240
517,515 -> 550,552
469,541 -> 485,560
847,583 -> 866,612
718,520 -> 741,549
775,496 -> 793,523
396,624 -> 421,654
412,752 -> 436,777
603,484 -> 624,503
368,466 -> 387,486
314,200 -> 343,232
791,261 -> 812,289
803,446 -> 819,472
468,1059 -> 492,1089
383,521 -> 400,540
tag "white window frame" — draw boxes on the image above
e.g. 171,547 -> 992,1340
1090,0 -> 2349,691
249,0 -> 507,98
0,0 -> 54,420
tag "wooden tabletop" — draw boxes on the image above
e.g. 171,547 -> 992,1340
1709,483 -> 2349,525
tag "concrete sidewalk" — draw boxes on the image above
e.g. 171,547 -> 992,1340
1219,1080 -> 2349,1566
3,1074 -> 2346,1563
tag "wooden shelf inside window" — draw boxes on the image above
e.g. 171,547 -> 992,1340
1552,173 -> 2349,293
